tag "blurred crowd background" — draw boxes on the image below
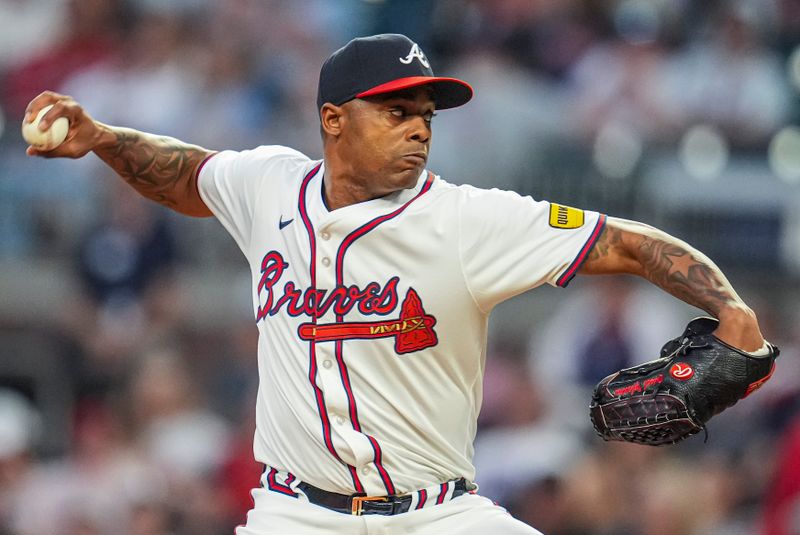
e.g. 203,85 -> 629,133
1,0 -> 799,534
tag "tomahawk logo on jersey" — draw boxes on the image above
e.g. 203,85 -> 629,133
196,144 -> 606,497
255,249 -> 438,354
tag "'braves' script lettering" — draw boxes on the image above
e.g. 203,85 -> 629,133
256,251 -> 399,322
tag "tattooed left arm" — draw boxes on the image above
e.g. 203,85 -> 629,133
578,217 -> 764,351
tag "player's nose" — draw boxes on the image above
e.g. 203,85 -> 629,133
406,116 -> 431,144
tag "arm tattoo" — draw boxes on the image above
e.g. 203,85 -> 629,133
586,221 -> 740,317
636,236 -> 734,317
94,128 -> 212,216
587,224 -> 622,263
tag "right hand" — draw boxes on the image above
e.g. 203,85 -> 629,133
24,90 -> 108,159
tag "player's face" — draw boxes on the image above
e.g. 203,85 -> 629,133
340,87 -> 435,195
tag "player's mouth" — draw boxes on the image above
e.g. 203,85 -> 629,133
401,152 -> 427,165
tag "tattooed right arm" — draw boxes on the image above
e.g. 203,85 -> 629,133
92,125 -> 214,217
24,91 -> 214,217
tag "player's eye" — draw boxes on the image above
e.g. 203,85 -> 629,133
423,112 -> 437,123
389,108 -> 405,118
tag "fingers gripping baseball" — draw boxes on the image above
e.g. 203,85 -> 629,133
23,91 -> 105,159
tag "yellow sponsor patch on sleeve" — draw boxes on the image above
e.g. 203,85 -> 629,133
548,203 -> 585,229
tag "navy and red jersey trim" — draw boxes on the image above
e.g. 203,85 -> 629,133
298,162 -> 365,493
266,467 -> 298,498
435,482 -> 449,505
556,214 -> 607,288
195,151 -> 219,180
416,489 -> 428,510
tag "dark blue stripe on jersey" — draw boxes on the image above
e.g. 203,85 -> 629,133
556,214 -> 607,288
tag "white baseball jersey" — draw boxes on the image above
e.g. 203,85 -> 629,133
197,145 -> 605,498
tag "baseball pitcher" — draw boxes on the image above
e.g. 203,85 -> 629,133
23,34 -> 776,534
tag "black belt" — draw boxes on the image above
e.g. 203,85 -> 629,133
296,478 -> 469,516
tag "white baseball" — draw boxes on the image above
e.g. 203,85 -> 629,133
21,104 -> 69,150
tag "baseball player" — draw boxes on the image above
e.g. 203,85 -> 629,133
25,34 -> 767,534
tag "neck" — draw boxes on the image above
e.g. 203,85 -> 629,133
321,149 -> 384,211
322,172 -> 374,211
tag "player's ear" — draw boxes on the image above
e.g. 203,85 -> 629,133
320,103 -> 344,138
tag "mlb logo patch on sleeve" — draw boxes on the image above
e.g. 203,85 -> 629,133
549,203 -> 585,229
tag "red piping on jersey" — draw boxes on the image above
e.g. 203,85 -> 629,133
298,162 -> 364,493
436,482 -> 449,505
556,214 -> 607,288
333,172 -> 434,496
266,467 -> 298,497
416,488 -> 428,510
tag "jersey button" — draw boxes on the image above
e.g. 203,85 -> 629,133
320,231 -> 331,240
322,359 -> 333,369
321,257 -> 331,267
335,415 -> 345,425
360,466 -> 370,475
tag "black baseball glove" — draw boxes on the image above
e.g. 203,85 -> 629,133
589,317 -> 778,446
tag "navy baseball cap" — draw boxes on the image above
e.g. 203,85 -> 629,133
317,34 -> 473,111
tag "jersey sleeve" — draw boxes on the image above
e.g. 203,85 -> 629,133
458,186 -> 606,311
196,145 -> 308,252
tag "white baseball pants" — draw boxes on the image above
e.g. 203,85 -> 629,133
235,485 -> 542,535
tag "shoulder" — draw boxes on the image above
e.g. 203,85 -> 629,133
248,144 -> 310,160
428,174 -> 544,207
225,144 -> 311,167
202,145 -> 313,180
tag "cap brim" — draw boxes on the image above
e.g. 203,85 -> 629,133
356,76 -> 473,110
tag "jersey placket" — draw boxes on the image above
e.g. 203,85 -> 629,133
303,167 -> 383,495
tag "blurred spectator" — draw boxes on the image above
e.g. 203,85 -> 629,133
568,37 -> 681,145
473,350 -> 585,507
1,0 -> 126,118
207,323 -> 259,421
775,0 -> 800,56
129,348 -> 232,481
556,442 -> 663,534
666,2 -> 792,148
76,182 -> 177,309
216,390 -> 261,528
528,278 -> 687,429
8,398 -> 167,535
0,0 -> 67,71
58,7 -> 199,139
429,48 -> 568,190
60,181 -> 181,393
128,347 -> 233,534
0,389 -> 40,534
763,416 -> 800,535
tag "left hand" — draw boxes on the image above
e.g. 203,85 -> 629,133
713,304 -> 764,353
